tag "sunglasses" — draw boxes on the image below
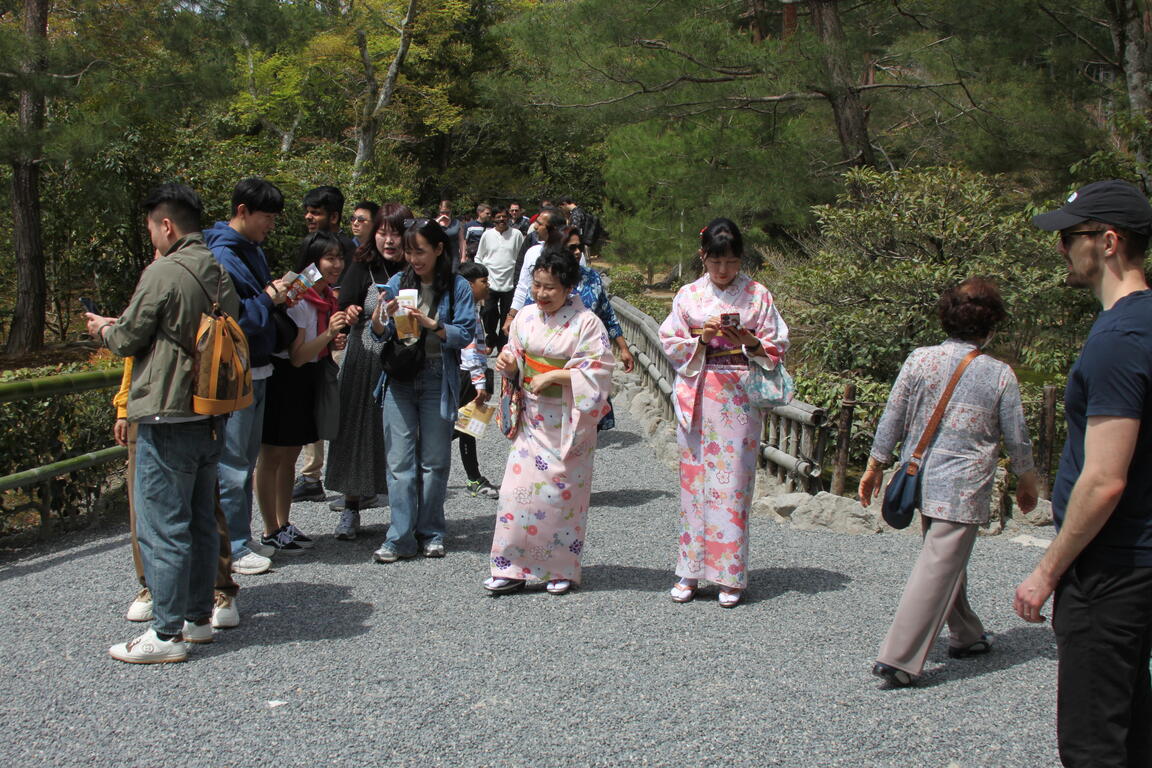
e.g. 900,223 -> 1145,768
402,218 -> 432,230
566,244 -> 583,253
350,215 -> 370,223
1059,229 -> 1104,248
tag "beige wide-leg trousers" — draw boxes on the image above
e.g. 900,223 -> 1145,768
876,516 -> 985,677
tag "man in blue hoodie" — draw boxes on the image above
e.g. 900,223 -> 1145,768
204,178 -> 289,578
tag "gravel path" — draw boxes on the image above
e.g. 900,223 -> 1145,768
0,383 -> 1062,767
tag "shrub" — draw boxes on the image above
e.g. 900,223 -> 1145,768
0,351 -> 124,537
606,266 -> 671,319
781,167 -> 1095,382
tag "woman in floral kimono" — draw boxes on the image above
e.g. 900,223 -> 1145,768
659,218 -> 789,607
485,249 -> 615,596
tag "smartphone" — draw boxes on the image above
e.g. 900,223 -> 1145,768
375,283 -> 395,302
720,312 -> 740,328
79,297 -> 99,314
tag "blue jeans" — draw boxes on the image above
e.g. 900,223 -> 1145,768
381,358 -> 454,555
134,419 -> 224,636
219,378 -> 267,556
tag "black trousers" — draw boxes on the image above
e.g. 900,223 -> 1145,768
1053,559 -> 1152,767
453,369 -> 493,482
482,289 -> 514,352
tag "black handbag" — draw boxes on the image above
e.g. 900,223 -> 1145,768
380,281 -> 456,383
381,328 -> 427,382
881,349 -> 981,529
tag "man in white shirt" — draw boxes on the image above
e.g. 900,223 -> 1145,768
474,207 -> 524,351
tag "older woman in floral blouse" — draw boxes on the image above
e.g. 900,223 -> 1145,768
859,277 -> 1039,687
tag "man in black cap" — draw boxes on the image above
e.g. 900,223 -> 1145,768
1015,179 -> 1152,767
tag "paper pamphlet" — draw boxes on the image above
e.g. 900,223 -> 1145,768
284,263 -> 322,300
455,400 -> 494,438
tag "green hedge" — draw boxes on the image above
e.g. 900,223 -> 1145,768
0,351 -> 124,537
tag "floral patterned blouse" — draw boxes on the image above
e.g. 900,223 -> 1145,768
870,339 -> 1035,525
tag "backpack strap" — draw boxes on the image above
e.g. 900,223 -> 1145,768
171,257 -> 220,310
166,257 -> 221,357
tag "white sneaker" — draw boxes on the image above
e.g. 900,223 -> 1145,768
125,587 -> 153,622
108,628 -> 187,664
334,509 -> 360,541
211,592 -> 239,629
181,619 -> 214,644
245,539 -> 276,558
231,551 -> 271,575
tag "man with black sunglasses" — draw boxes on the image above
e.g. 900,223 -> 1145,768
1017,179 -> 1152,767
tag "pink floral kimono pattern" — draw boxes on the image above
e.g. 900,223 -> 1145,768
659,273 -> 789,589
490,297 -> 615,584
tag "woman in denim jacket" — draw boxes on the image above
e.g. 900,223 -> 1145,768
365,219 -> 476,562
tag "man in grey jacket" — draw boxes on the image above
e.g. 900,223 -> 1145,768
86,183 -> 240,664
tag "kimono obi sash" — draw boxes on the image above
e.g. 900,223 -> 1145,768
524,352 -> 569,398
689,328 -> 748,368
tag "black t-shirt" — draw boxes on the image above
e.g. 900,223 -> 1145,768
1053,289 -> 1152,567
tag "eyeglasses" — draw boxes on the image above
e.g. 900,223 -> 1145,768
1060,229 -> 1104,248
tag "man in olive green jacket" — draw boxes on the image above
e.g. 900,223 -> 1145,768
86,183 -> 240,664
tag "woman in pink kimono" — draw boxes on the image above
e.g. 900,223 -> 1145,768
659,218 -> 789,608
485,249 -> 615,596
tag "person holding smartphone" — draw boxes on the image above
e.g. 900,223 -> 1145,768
325,203 -> 411,540
254,232 -> 349,553
658,218 -> 789,608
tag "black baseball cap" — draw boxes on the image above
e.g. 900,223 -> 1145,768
1032,179 -> 1152,235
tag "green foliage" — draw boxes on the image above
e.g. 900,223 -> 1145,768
606,266 -> 670,319
0,353 -> 123,536
782,167 -> 1095,382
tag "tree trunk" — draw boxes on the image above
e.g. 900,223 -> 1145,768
807,0 -> 876,168
6,0 -> 49,356
1105,0 -> 1152,185
783,3 -> 798,38
351,0 -> 418,183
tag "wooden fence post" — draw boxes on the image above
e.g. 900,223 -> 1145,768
831,380 -> 856,496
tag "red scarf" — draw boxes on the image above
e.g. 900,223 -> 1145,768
300,284 -> 339,358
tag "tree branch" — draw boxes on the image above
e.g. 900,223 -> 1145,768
530,74 -> 760,108
371,0 -> 418,118
633,39 -> 758,77
0,59 -> 106,81
1038,4 -> 1121,71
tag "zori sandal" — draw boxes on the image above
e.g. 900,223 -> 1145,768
546,579 -> 572,595
670,579 -> 697,603
484,577 -> 525,595
718,588 -> 743,608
